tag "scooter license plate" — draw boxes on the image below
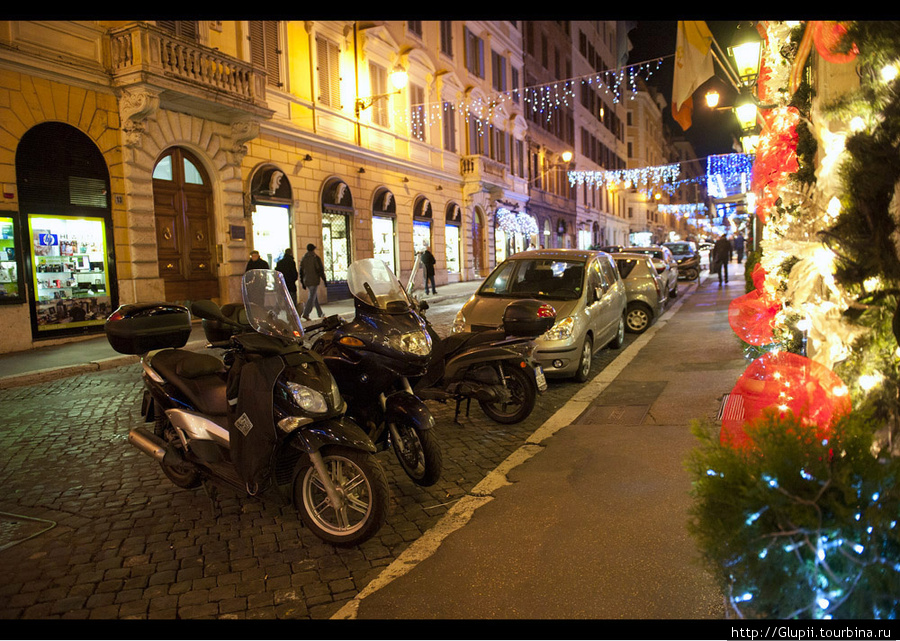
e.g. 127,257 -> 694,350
534,365 -> 547,392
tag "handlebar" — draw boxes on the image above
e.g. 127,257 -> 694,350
303,314 -> 343,333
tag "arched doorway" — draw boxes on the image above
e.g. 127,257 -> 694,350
321,178 -> 353,299
16,122 -> 119,339
249,164 -> 293,269
152,147 -> 218,302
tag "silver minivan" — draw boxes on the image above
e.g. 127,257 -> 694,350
452,249 -> 627,382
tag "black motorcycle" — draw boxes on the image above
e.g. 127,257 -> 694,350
309,258 -> 442,487
404,253 -> 555,425
106,269 -> 390,546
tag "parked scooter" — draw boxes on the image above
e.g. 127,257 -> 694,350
308,258 -> 442,487
106,269 -> 390,546
404,253 -> 555,424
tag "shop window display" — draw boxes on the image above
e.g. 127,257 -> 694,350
29,214 -> 112,331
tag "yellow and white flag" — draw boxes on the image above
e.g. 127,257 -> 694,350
672,20 -> 715,131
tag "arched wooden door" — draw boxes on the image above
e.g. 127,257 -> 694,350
152,148 -> 219,301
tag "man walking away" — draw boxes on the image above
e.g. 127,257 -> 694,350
733,232 -> 745,264
422,246 -> 437,295
712,234 -> 733,286
275,248 -> 299,304
299,243 -> 327,320
246,250 -> 268,271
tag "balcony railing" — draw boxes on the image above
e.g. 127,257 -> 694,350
460,154 -> 509,184
109,23 -> 268,112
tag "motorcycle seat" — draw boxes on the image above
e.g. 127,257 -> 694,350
150,349 -> 228,418
439,329 -> 506,360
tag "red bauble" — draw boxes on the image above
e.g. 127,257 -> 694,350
729,290 -> 779,346
720,351 -> 851,449
813,21 -> 859,64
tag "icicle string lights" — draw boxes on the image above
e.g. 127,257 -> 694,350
394,57 -> 665,133
568,162 -> 682,194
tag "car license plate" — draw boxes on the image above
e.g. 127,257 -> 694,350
534,365 -> 547,392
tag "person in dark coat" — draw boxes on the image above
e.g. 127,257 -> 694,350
245,250 -> 269,271
299,243 -> 327,321
733,233 -> 745,264
711,234 -> 733,286
421,246 -> 437,295
275,248 -> 299,304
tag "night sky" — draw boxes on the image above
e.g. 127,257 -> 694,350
626,20 -> 745,159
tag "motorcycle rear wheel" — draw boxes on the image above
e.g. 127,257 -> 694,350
388,419 -> 442,487
478,363 -> 536,424
294,446 -> 389,546
154,414 -> 201,489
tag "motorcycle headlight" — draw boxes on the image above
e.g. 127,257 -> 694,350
285,381 -> 329,414
389,330 -> 432,356
543,316 -> 575,341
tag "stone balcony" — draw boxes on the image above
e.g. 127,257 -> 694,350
109,22 -> 273,122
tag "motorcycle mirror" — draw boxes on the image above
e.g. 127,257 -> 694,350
191,300 -> 244,328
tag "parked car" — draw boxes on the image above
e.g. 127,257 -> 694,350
594,244 -> 624,253
611,253 -> 666,334
452,249 -> 627,382
622,246 -> 679,298
662,241 -> 701,281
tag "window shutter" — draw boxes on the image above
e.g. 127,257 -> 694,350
316,36 -> 341,107
250,21 -> 281,88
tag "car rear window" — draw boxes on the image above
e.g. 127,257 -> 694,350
480,258 -> 586,300
665,243 -> 694,254
615,258 -> 639,279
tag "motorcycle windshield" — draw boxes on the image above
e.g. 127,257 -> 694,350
241,269 -> 304,340
348,258 -> 412,311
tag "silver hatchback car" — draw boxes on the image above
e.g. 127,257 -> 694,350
611,252 -> 666,334
452,249 -> 627,382
624,245 -> 679,299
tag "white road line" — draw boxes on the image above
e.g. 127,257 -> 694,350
332,279 -> 700,620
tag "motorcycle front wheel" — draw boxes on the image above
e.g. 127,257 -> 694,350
388,419 -> 442,487
478,362 -> 536,424
294,446 -> 390,546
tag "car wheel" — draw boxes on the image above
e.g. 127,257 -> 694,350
625,302 -> 652,334
670,279 -> 678,298
573,334 -> 593,383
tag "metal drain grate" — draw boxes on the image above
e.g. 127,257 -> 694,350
0,512 -> 56,552
574,404 -> 650,425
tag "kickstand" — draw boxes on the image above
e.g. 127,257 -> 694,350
201,481 -> 221,517
454,397 -> 462,424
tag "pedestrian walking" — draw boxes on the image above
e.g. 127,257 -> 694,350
422,246 -> 437,295
733,233 -> 745,264
275,248 -> 299,304
712,234 -> 733,286
299,243 -> 327,320
245,250 -> 269,271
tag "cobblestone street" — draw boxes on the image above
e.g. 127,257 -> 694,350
0,301 -> 637,620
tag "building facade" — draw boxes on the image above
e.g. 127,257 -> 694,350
0,19 -> 691,354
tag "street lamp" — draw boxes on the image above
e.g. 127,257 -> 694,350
355,64 -> 409,118
728,22 -> 763,88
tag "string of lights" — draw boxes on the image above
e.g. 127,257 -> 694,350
393,56 -> 666,133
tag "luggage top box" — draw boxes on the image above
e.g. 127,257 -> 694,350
502,299 -> 557,337
105,302 -> 192,355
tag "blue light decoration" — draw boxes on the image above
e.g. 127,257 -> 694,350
658,203 -> 709,218
707,153 -> 755,199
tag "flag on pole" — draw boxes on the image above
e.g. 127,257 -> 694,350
672,20 -> 715,131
